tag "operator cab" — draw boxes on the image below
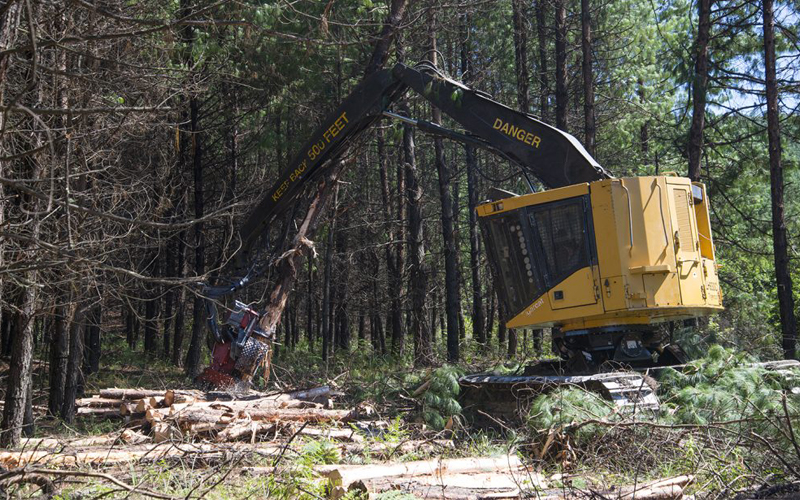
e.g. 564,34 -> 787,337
478,176 -> 723,366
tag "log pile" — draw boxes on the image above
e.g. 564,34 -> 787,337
74,385 -> 356,442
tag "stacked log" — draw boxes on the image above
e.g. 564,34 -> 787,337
74,386 -> 351,442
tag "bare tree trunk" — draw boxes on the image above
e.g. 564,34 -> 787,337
554,0 -> 568,131
535,0 -> 550,121
84,300 -> 101,374
404,105 -> 430,365
508,328 -> 517,358
378,129 -> 405,354
307,262 -> 315,345
429,12 -> 459,363
258,165 -> 345,351
581,0 -> 595,155
687,0 -> 711,181
61,301 -> 85,423
163,241 -> 175,358
184,93 -> 205,377
763,0 -> 797,360
321,189 -> 337,361
363,0 -> 409,77
172,231 -> 187,366
48,304 -> 69,416
512,0 -> 530,113
1,283 -> 37,447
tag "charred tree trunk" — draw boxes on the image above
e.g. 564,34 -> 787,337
687,0 -> 711,181
554,0 -> 568,131
581,0 -> 595,155
763,0 -> 797,360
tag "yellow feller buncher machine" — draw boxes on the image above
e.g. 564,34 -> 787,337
197,62 -> 737,408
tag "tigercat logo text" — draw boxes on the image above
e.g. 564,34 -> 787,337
525,297 -> 545,316
271,112 -> 350,202
493,118 -> 541,148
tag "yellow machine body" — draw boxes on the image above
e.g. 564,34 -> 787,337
477,175 -> 722,333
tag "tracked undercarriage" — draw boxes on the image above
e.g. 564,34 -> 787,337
459,323 -> 800,418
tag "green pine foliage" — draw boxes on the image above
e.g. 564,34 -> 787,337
421,365 -> 463,431
659,345 -> 799,427
527,388 -> 617,445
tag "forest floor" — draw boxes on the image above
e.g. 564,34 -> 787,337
3,334 -> 798,499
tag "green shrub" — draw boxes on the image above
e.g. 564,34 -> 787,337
421,365 -> 463,430
527,387 -> 617,445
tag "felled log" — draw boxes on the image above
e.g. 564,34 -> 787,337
135,396 -> 164,413
152,423 -> 182,443
617,475 -> 693,500
339,439 -> 454,457
16,430 -> 150,452
310,455 -> 524,497
98,388 -> 167,400
119,402 -> 138,416
77,407 -> 127,418
168,399 -> 322,417
76,397 -> 126,408
0,442 -> 283,468
277,386 -> 332,403
215,420 -> 273,442
296,427 -> 363,443
164,390 -> 204,406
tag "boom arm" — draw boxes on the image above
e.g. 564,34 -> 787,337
238,63 -> 611,261
199,62 -> 613,386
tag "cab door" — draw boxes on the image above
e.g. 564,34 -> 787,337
666,180 -> 704,306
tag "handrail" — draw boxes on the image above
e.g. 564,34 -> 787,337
618,179 -> 633,251
653,180 -> 669,247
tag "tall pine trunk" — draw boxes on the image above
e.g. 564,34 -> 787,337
184,93 -> 205,377
512,0 -> 530,113
763,0 -> 797,360
430,11 -> 459,363
48,304 -> 69,416
61,301 -> 85,423
581,0 -> 595,155
687,0 -> 711,181
554,0 -> 568,131
535,0 -> 550,121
